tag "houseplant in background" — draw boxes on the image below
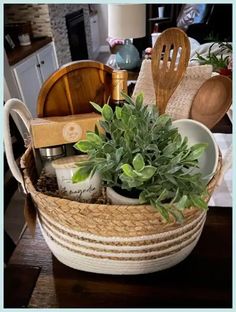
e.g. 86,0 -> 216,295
73,92 -> 209,223
195,42 -> 232,78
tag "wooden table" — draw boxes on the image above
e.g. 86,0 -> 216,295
7,115 -> 232,308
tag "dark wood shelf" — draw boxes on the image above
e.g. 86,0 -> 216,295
7,36 -> 52,66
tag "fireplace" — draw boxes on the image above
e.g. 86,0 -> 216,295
65,9 -> 88,61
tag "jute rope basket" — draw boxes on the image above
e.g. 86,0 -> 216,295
21,145 -> 222,275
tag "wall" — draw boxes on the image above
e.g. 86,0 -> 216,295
94,4 -> 108,50
48,4 -> 92,66
4,4 -> 52,37
4,4 -> 93,66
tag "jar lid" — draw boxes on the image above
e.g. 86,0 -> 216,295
112,70 -> 128,80
52,155 -> 88,169
39,145 -> 65,158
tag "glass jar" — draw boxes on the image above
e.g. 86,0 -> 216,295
39,145 -> 66,176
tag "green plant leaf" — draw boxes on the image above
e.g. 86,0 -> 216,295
115,106 -> 122,119
90,101 -> 102,113
121,164 -> 136,178
72,166 -> 93,183
73,140 -> 94,153
139,166 -> 156,180
99,120 -> 110,133
186,143 -> 208,161
102,104 -> 113,121
175,195 -> 188,210
169,208 -> 184,224
152,200 -> 170,222
190,195 -> 208,210
132,153 -> 145,172
86,132 -> 103,145
94,124 -> 100,135
115,147 -> 124,163
135,93 -> 143,110
120,91 -> 135,106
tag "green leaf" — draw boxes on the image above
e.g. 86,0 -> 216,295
169,208 -> 184,224
152,200 -> 170,222
72,166 -> 93,183
115,106 -> 122,119
94,124 -> 99,135
135,93 -> 143,110
115,147 -> 124,163
190,195 -> 208,210
99,120 -> 110,133
157,189 -> 169,201
86,132 -> 103,145
186,143 -> 208,161
176,195 -> 188,210
121,164 -> 136,178
102,104 -> 113,121
139,165 -> 156,180
90,101 -> 102,113
103,142 -> 115,153
121,106 -> 131,124
73,140 -> 94,153
120,91 -> 135,106
132,153 -> 145,171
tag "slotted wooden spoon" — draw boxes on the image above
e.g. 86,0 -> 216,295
190,75 -> 232,129
151,27 -> 190,115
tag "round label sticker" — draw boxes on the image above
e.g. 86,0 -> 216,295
62,122 -> 82,142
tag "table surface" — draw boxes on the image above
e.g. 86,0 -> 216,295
7,115 -> 232,308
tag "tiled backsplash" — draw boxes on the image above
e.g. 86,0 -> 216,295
5,4 -> 52,37
5,4 -> 93,66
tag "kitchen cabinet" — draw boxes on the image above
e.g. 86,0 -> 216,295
90,14 -> 100,58
11,42 -> 58,117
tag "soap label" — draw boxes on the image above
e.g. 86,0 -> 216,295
62,122 -> 82,142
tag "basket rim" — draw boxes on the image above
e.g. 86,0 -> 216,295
21,145 -> 222,209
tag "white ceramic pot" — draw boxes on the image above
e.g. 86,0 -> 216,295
106,187 -> 140,205
172,119 -> 219,182
52,155 -> 101,201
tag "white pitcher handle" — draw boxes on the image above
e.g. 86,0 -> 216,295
4,98 -> 32,193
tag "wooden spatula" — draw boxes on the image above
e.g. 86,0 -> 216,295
190,75 -> 232,129
151,28 -> 190,115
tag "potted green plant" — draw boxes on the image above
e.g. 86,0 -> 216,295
72,93 -> 208,223
195,42 -> 232,78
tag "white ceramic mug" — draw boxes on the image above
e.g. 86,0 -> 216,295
52,155 -> 101,201
158,6 -> 165,18
18,33 -> 31,46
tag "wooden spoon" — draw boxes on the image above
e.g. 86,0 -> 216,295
151,27 -> 190,115
190,75 -> 232,129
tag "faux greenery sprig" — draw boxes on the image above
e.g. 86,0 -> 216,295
72,92 -> 208,223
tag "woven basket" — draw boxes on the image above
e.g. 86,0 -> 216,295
21,146 -> 222,275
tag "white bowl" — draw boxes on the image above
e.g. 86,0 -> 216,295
172,119 -> 218,181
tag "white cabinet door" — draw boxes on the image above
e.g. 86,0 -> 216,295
90,15 -> 100,56
11,42 -> 58,117
37,43 -> 58,81
12,54 -> 42,117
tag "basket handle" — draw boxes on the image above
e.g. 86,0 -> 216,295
4,98 -> 32,192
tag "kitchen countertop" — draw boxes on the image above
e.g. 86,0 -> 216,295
6,36 -> 52,66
